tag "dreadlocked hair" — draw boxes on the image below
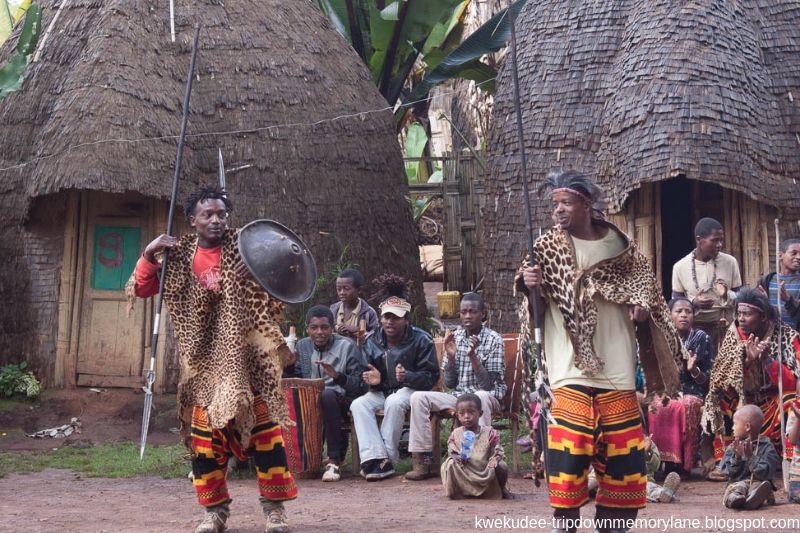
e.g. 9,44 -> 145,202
185,185 -> 232,219
538,170 -> 605,220
371,274 -> 412,304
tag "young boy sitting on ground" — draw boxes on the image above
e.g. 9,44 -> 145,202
441,393 -> 511,499
786,384 -> 800,503
719,404 -> 779,509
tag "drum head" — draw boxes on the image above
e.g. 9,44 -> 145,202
238,219 -> 317,303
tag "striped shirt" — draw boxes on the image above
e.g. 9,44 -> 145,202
768,273 -> 800,329
442,326 -> 506,400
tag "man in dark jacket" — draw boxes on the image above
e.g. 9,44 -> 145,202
350,295 -> 439,481
292,305 -> 365,482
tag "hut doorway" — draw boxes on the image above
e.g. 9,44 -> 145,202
57,191 -> 171,388
76,192 -> 150,387
659,177 -> 699,296
611,178 -> 776,300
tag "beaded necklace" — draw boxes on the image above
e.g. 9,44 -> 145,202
691,250 -> 717,292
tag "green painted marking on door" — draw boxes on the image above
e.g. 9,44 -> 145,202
91,225 -> 141,290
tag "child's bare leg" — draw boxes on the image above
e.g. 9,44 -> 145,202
496,460 -> 512,499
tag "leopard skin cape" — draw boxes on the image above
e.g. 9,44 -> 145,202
161,229 -> 291,447
701,321 -> 800,436
514,221 -> 684,399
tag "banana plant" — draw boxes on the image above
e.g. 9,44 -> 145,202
401,0 -> 528,110
0,4 -> 41,100
0,0 -> 32,44
314,0 -> 467,105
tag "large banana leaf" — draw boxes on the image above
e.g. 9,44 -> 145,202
0,4 -> 41,99
404,122 -> 429,182
312,0 -> 465,105
404,0 -> 528,105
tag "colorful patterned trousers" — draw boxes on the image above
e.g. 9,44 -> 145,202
190,395 -> 299,507
546,385 -> 647,509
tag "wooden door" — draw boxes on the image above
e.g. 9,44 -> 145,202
75,193 -> 150,387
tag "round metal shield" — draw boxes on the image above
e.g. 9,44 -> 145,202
238,219 -> 317,303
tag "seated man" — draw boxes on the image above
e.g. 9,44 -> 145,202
350,275 -> 439,481
406,292 -> 506,480
292,305 -> 365,482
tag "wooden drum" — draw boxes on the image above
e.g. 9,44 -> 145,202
281,377 -> 325,478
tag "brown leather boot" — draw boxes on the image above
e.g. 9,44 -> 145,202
405,452 -> 433,481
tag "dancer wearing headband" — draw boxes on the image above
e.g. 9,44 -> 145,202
519,170 -> 683,533
702,288 -> 800,481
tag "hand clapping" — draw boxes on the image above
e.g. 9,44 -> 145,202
362,364 -> 381,386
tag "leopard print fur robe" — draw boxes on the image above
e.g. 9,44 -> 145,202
160,229 -> 291,447
515,222 -> 684,398
701,321 -> 800,436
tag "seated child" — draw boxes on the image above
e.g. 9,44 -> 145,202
787,386 -> 800,503
441,393 -> 511,499
644,434 -> 681,503
330,268 -> 379,341
719,404 -> 780,510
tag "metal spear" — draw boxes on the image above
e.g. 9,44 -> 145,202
506,1 -> 553,487
218,147 -> 226,192
140,24 -> 202,459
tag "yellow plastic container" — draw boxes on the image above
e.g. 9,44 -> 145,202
437,291 -> 461,319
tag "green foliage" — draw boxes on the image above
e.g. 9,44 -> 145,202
0,3 -> 41,100
0,361 -> 42,398
403,0 -> 528,105
0,0 -> 31,44
313,0 -> 465,105
0,443 -> 189,479
404,122 -> 429,182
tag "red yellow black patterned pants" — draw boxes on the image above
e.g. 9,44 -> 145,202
546,385 -> 646,509
190,395 -> 299,507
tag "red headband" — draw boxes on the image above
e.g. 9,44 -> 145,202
553,187 -> 592,204
738,302 -> 764,313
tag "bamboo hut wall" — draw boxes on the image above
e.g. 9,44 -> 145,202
410,154 -> 487,293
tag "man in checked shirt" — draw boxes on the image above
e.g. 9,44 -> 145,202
405,292 -> 506,480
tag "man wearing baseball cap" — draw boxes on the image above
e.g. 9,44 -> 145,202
350,276 -> 439,481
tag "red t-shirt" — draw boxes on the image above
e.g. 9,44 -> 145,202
133,245 -> 222,298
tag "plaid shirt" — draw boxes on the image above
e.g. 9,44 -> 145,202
442,326 -> 506,400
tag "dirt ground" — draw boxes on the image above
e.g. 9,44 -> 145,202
2,390 -> 799,533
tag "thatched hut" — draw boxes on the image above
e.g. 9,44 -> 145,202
485,1 -> 800,331
0,0 -> 422,390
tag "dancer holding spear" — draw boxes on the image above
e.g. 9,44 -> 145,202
502,4 -> 681,532
131,27 -> 299,533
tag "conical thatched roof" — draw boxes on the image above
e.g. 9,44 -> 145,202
484,1 -> 800,330
0,0 -> 424,362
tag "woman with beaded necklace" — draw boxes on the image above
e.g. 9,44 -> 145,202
671,217 -> 742,346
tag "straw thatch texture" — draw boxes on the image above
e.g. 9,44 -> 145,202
0,0 -> 423,374
485,0 -> 800,331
